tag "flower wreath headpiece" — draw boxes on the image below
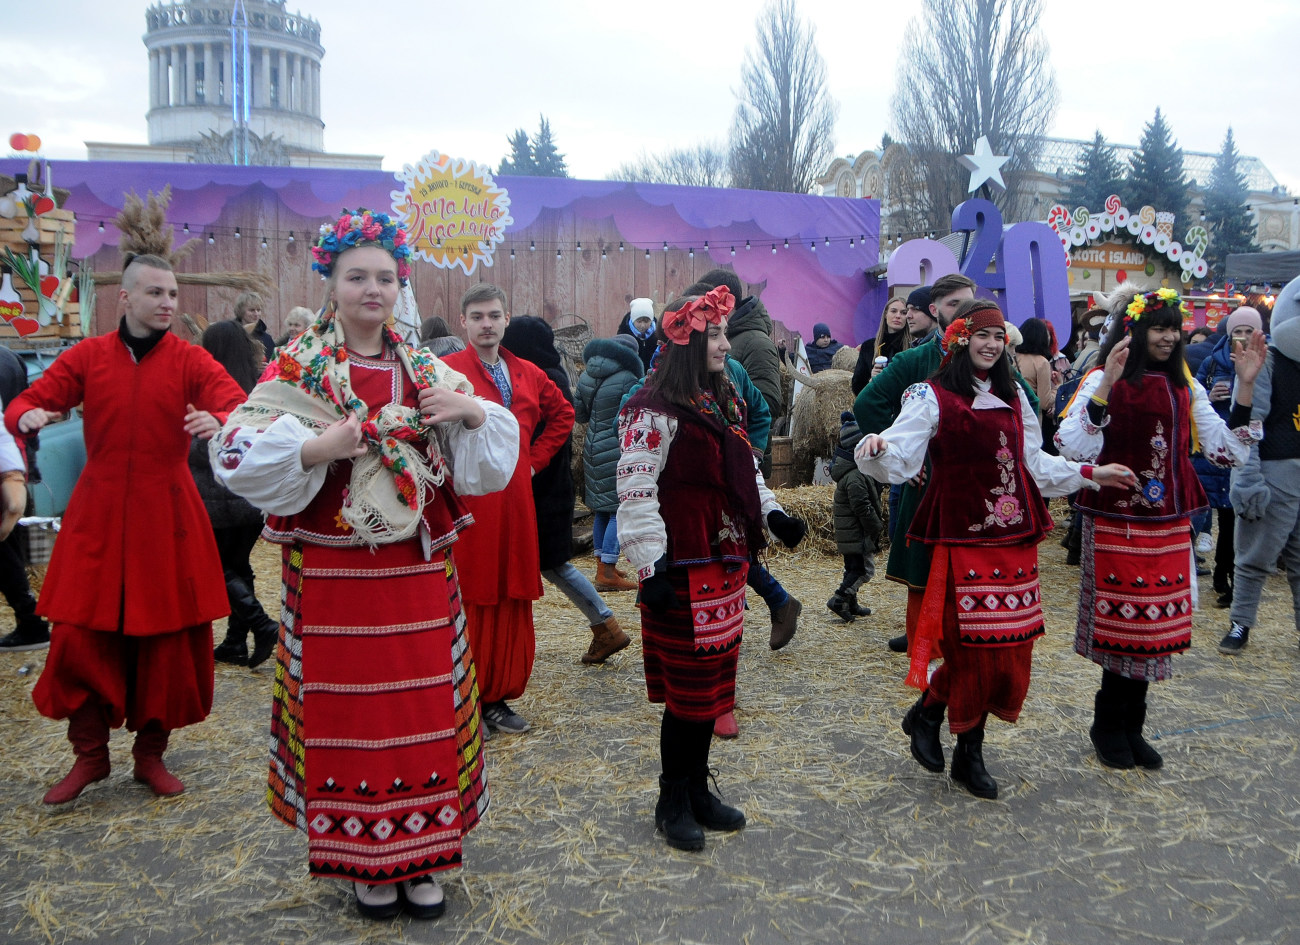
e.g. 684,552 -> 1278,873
311,208 -> 413,285
1123,287 -> 1190,328
661,285 -> 735,345
940,302 -> 1005,364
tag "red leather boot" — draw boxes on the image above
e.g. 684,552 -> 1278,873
44,704 -> 111,805
132,722 -> 185,796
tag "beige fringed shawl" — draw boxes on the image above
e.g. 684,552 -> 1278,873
215,311 -> 472,545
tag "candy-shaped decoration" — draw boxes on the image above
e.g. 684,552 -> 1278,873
1155,211 -> 1175,240
1072,206 -> 1090,227
1168,241 -> 1182,261
1185,225 -> 1209,257
1086,219 -> 1102,240
1139,224 -> 1157,245
1046,204 -> 1073,235
886,238 -> 959,287
1127,217 -> 1143,236
1138,205 -> 1157,226
1154,233 -> 1170,254
1104,194 -> 1122,215
1115,206 -> 1130,227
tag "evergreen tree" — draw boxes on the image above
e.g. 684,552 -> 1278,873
498,129 -> 536,176
1202,127 -> 1258,278
1126,107 -> 1189,227
531,116 -> 569,178
1063,130 -> 1125,210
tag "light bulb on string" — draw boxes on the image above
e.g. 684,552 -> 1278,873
745,240 -> 751,251
601,248 -> 607,259
688,248 -> 694,258
260,237 -> 268,248
287,231 -> 295,243
576,241 -> 582,252
234,227 -> 241,239
510,246 -> 515,258
730,246 -> 736,257
663,241 -> 668,253
850,237 -> 855,247
97,221 -> 104,232
618,241 -> 624,252
771,244 -> 777,254
556,248 -> 562,259
810,241 -> 816,252
824,237 -> 830,247
645,248 -> 650,259
783,239 -> 789,249
530,240 -> 535,252
183,223 -> 190,234
207,233 -> 215,244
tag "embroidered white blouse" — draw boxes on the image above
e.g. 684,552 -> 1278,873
615,406 -> 782,581
1055,370 -> 1261,467
855,380 -> 1097,499
213,401 -> 519,517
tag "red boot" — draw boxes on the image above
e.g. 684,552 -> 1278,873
44,705 -> 111,805
132,723 -> 185,797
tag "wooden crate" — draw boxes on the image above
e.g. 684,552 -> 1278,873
0,208 -> 76,251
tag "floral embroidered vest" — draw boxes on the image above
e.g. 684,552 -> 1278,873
1075,372 -> 1206,522
264,353 -> 471,549
624,389 -> 764,567
908,382 -> 1053,547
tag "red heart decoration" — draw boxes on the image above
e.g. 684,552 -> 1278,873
32,195 -> 55,215
7,315 -> 40,337
40,275 -> 59,299
0,300 -> 24,321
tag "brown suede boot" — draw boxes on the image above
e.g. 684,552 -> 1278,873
44,704 -> 112,805
582,616 -> 631,664
132,722 -> 185,797
595,561 -> 638,592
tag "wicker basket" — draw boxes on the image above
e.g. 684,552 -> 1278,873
552,313 -> 593,385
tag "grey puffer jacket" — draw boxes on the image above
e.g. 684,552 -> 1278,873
575,337 -> 644,512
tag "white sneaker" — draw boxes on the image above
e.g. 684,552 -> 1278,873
401,875 -> 446,919
1195,532 -> 1213,554
353,881 -> 401,920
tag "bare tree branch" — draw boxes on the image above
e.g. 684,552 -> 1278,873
729,0 -> 839,193
889,0 -> 1059,230
608,144 -> 731,188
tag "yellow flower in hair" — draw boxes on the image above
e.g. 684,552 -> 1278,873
1156,288 -> 1179,301
1126,298 -> 1146,319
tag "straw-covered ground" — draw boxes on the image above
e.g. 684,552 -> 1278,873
3,503 -> 1300,945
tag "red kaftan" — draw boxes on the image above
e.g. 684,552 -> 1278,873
440,348 -> 574,701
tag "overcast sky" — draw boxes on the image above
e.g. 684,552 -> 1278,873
6,0 -> 1298,201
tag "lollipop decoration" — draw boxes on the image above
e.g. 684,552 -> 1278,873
1045,194 -> 1209,284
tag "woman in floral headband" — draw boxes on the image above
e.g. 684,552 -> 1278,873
616,286 -> 806,850
856,299 -> 1135,800
212,208 -> 520,921
1057,284 -> 1265,772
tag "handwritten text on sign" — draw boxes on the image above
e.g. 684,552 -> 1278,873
391,150 -> 513,276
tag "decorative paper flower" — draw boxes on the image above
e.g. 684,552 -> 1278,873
661,286 -> 735,346
943,318 -> 972,350
311,207 -> 414,286
1123,288 -> 1189,328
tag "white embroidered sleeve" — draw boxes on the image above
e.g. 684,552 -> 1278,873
1192,382 -> 1263,468
439,400 -> 520,496
855,383 -> 939,485
212,413 -> 329,516
616,406 -> 677,581
1018,388 -> 1093,496
1054,370 -> 1108,462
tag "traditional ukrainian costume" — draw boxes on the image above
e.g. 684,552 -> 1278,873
1058,366 -> 1258,681
859,368 -> 1096,733
214,300 -> 518,884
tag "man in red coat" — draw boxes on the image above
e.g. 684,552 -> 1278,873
5,254 -> 247,804
442,283 -> 574,735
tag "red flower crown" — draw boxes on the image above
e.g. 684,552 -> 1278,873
662,286 -> 735,345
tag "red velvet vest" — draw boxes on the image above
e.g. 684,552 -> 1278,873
907,382 -> 1053,547
1075,372 -> 1206,522
624,388 -> 764,567
264,352 -> 471,550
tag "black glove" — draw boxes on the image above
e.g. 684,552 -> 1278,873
767,510 -> 807,549
639,562 -> 679,614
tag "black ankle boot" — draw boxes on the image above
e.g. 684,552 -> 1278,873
655,776 -> 705,851
226,570 -> 277,669
826,590 -> 856,622
213,625 -> 248,665
1090,690 -> 1135,769
688,768 -> 745,831
247,617 -> 279,670
950,728 -> 998,799
1125,701 -> 1163,770
901,694 -> 945,772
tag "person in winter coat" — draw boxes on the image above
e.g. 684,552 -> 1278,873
827,412 -> 884,621
504,318 -> 630,666
806,323 -> 845,373
617,298 -> 658,372
190,320 -> 278,669
234,291 -> 276,362
697,269 -> 785,424
1195,307 -> 1265,609
576,334 -> 645,597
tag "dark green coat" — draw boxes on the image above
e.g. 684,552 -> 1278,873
830,417 -> 885,556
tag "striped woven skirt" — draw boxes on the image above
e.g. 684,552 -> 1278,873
1075,515 -> 1193,681
268,540 -> 487,883
640,560 -> 748,723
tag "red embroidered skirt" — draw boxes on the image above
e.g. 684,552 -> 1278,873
916,544 -> 1040,733
462,599 -> 535,703
640,561 -> 748,723
1076,516 -> 1192,681
33,623 -> 214,731
268,541 -> 488,883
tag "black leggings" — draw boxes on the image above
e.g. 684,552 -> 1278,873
660,709 -> 714,780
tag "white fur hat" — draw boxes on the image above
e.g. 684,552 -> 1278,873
629,298 -> 654,321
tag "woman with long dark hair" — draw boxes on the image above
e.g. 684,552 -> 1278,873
189,320 -> 277,667
617,287 -> 805,849
857,299 -> 1134,799
852,296 -> 910,395
1057,286 -> 1265,771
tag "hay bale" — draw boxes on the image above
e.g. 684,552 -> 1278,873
769,484 -> 836,556
830,344 -> 860,372
789,369 -> 854,482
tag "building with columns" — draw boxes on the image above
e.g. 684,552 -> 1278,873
87,0 -> 381,168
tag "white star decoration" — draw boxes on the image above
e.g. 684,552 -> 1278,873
958,135 -> 1010,194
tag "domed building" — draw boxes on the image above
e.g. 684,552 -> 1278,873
87,0 -> 381,168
